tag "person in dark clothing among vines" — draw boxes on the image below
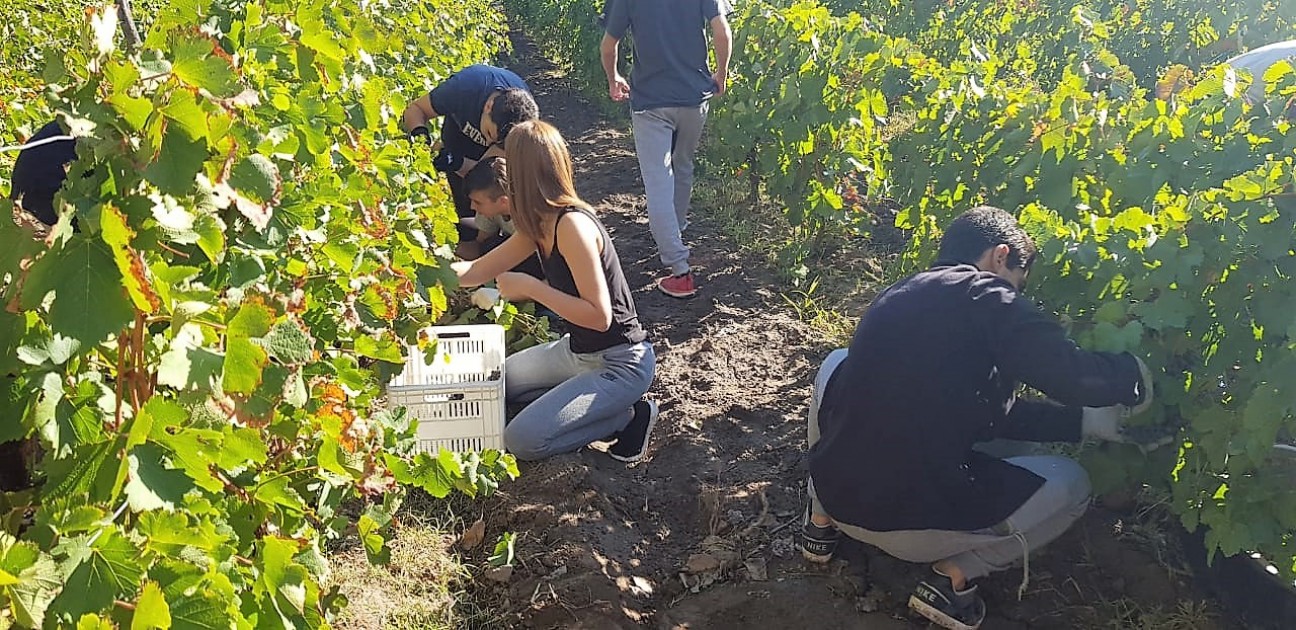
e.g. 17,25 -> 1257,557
799,206 -> 1157,630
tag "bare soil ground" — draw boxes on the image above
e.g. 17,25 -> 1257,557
443,34 -> 1235,630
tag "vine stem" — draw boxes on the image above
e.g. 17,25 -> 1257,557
155,242 -> 190,258
117,0 -> 142,51
213,468 -> 253,502
251,466 -> 322,492
132,310 -> 148,410
114,333 -> 127,430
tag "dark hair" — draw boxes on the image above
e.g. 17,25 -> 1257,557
463,157 -> 507,199
937,205 -> 1037,270
489,88 -> 539,144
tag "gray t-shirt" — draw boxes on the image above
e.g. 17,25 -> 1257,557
604,0 -> 730,111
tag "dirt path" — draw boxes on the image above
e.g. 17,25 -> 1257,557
470,33 -> 1227,630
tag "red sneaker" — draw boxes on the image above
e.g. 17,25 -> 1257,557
656,272 -> 697,298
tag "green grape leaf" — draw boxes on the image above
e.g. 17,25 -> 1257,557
61,379 -> 112,446
144,124 -> 209,196
300,19 -> 347,62
21,239 -> 135,349
284,369 -> 308,408
222,301 -> 274,395
157,427 -> 225,493
16,331 -> 82,368
160,90 -> 210,142
489,532 -> 516,568
223,337 -> 268,395
216,427 -> 269,471
317,435 -> 350,477
131,581 -> 172,630
230,154 -> 281,204
157,324 -> 224,391
0,533 -> 61,628
194,214 -> 225,261
1242,380 -> 1289,466
43,439 -> 120,507
150,562 -> 236,630
2,311 -> 31,372
357,515 -> 390,564
385,452 -> 458,499
137,512 -> 227,557
107,92 -> 153,131
253,476 -> 305,514
1133,291 -> 1191,331
355,335 -> 404,363
101,204 -> 162,314
171,32 -> 242,98
0,376 -> 28,444
228,300 -> 274,337
266,321 -> 312,364
1092,301 -> 1127,325
258,536 -> 314,622
150,193 -> 201,245
125,443 -> 196,513
168,589 -> 232,630
51,528 -> 148,619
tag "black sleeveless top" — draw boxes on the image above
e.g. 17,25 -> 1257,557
540,208 -> 648,354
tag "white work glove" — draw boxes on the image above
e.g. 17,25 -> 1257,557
1082,356 -> 1157,440
1081,404 -> 1175,451
1080,405 -> 1132,442
470,287 -> 500,310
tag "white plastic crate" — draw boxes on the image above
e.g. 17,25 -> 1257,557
387,324 -> 506,454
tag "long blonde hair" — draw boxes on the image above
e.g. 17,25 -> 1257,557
502,120 -> 591,248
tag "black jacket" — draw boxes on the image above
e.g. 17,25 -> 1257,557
808,263 -> 1143,532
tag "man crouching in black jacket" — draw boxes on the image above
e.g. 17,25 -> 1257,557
799,206 -> 1155,630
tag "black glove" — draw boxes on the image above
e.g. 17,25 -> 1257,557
407,125 -> 432,145
432,149 -> 456,174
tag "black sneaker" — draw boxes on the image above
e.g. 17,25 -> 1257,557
908,572 -> 986,630
799,504 -> 840,563
609,399 -> 658,463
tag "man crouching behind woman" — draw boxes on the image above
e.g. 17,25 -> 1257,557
453,121 -> 658,463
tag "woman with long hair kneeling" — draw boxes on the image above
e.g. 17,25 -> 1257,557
453,120 -> 657,462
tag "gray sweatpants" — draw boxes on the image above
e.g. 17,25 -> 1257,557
807,349 -> 1092,582
503,335 -> 656,461
631,104 -> 709,276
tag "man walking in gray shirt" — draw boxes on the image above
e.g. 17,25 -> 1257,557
601,0 -> 732,298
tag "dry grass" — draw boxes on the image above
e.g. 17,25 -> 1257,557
1084,597 -> 1222,630
328,493 -> 504,630
329,524 -> 465,630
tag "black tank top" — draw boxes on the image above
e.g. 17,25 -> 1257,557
540,208 -> 648,353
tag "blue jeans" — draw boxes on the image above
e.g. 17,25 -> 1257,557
631,103 -> 709,275
503,336 -> 656,460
